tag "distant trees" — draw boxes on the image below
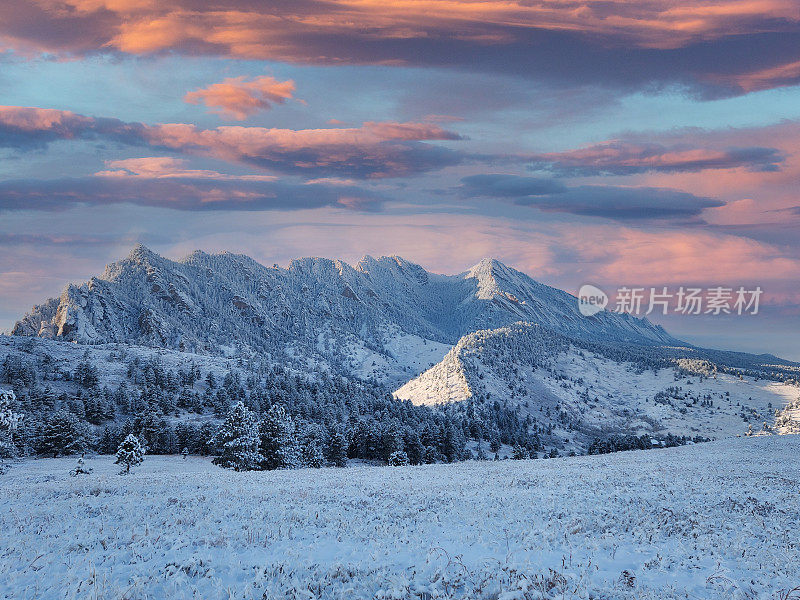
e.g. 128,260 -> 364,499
1,340 -> 581,467
588,434 -> 653,455
586,433 -> 705,455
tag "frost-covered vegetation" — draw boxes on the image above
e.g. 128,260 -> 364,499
1,436 -> 798,599
2,315 -> 798,465
0,335 -> 537,466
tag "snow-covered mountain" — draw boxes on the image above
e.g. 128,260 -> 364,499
11,245 -> 674,383
5,245 -> 800,453
395,322 -> 800,453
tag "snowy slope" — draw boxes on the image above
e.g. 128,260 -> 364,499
11,246 -> 675,384
395,323 -> 800,452
0,334 -> 274,395
2,436 -> 799,600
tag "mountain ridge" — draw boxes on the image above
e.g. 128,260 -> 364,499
5,245 -> 800,454
11,245 -> 677,383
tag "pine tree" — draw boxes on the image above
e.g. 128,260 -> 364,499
258,404 -> 299,470
403,429 -> 425,465
511,444 -> 528,460
298,422 -> 325,468
75,357 -> 99,389
97,426 -> 120,455
388,450 -> 409,466
37,410 -> 88,457
476,440 -> 488,460
301,437 -> 324,468
0,389 -> 22,472
212,402 -> 262,471
326,425 -> 348,467
115,434 -> 145,474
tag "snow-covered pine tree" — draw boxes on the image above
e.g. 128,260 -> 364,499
299,424 -> 325,468
212,401 -> 262,471
326,425 -> 348,468
301,438 -> 324,468
403,429 -> 425,465
115,434 -> 145,474
37,410 -> 88,457
259,404 -> 300,470
0,389 -> 23,472
388,450 -> 409,466
511,444 -> 528,460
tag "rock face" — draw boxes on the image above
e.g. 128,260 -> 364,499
11,245 -> 675,380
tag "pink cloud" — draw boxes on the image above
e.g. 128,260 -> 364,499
530,141 -> 783,176
184,76 -> 296,120
1,1 -> 799,94
138,120 -> 463,177
46,1 -> 800,54
528,121 -> 800,229
619,122 -> 800,221
561,226 -> 800,291
0,106 -> 89,131
95,156 -> 277,180
708,59 -> 800,92
0,105 -> 465,177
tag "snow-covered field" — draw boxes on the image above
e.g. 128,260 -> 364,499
2,436 -> 799,600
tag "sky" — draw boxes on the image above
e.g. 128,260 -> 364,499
1,0 -> 799,360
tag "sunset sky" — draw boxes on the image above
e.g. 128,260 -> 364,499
1,1 -> 799,359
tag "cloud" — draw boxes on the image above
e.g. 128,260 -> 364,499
0,106 -> 466,178
588,121 -> 800,230
562,226 -> 800,287
709,59 -> 800,93
460,174 -> 566,197
0,232 -> 123,247
459,173 -> 723,221
529,142 -> 785,176
184,76 -> 296,120
524,185 -> 725,221
96,156 -> 277,180
0,174 -> 384,212
0,105 -> 144,150
1,1 -> 800,95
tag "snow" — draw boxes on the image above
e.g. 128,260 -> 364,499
0,334 -> 262,393
396,324 -> 800,454
10,247 -> 675,382
2,435 -> 799,599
